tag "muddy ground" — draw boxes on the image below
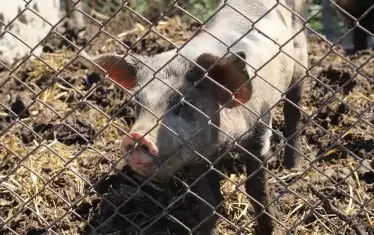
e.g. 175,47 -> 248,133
0,9 -> 373,235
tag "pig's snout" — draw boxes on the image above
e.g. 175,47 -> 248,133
121,132 -> 159,175
122,133 -> 159,156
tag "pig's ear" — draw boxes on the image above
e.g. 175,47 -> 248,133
78,51 -> 137,90
195,51 -> 252,108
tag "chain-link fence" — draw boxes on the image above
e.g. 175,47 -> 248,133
0,0 -> 373,234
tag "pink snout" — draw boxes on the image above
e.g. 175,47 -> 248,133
121,132 -> 159,174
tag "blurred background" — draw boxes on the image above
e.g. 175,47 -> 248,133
76,0 -> 374,48
1,0 -> 373,65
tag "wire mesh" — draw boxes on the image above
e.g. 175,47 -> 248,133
0,0 -> 373,235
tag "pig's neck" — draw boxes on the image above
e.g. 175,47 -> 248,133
220,102 -> 262,141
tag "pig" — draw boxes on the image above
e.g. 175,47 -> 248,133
79,0 -> 309,234
324,0 -> 374,51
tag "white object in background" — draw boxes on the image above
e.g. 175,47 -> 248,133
0,0 -> 62,66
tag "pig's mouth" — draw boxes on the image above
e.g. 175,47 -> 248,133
122,148 -> 160,176
122,145 -> 187,177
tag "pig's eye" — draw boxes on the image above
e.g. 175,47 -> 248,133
173,99 -> 194,119
123,98 -> 141,119
173,102 -> 185,115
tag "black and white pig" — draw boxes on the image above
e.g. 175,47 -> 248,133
79,0 -> 309,234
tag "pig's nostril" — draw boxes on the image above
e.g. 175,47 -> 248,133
124,143 -> 135,151
140,144 -> 149,152
123,132 -> 159,156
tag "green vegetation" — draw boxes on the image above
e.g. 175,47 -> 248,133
307,3 -> 349,36
87,0 -> 349,36
308,4 -> 324,32
132,0 -> 220,22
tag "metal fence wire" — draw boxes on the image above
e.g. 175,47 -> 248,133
0,0 -> 373,235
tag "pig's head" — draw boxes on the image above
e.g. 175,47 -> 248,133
79,50 -> 252,180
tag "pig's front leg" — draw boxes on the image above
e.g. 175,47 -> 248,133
284,29 -> 307,169
283,82 -> 303,169
193,168 -> 224,235
241,112 -> 275,235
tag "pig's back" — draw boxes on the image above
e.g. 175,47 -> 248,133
179,0 -> 298,115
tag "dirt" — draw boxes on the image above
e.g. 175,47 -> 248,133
0,9 -> 373,235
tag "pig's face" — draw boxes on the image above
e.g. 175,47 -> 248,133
80,50 -> 252,180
